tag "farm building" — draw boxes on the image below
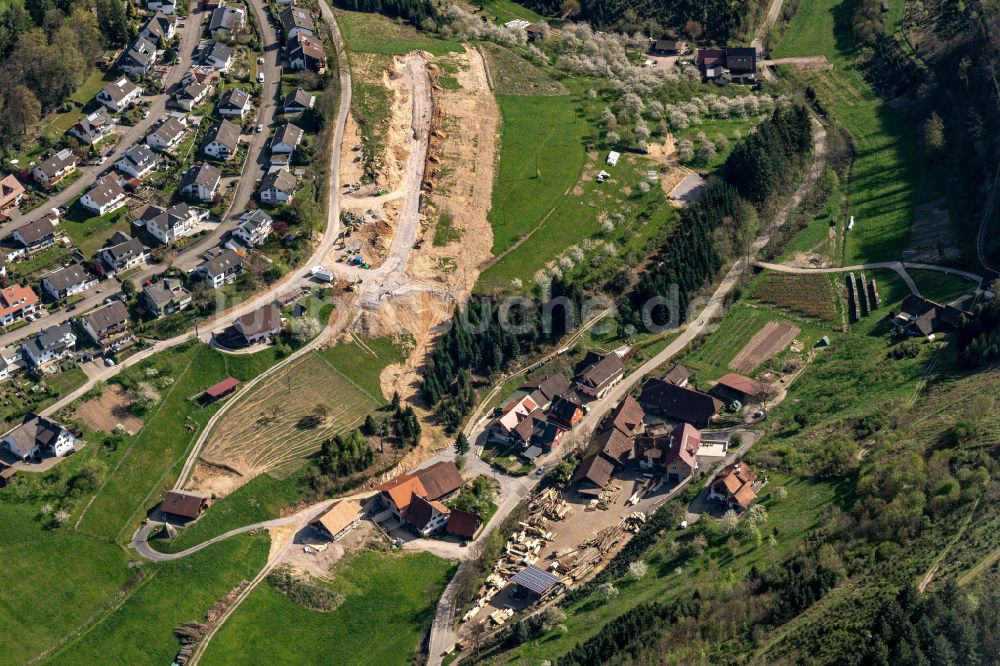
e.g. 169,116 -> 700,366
204,377 -> 240,401
651,38 -> 688,54
572,451 -> 616,496
377,461 -> 464,528
662,364 -> 690,387
312,499 -> 362,541
160,490 -> 211,520
404,495 -> 451,537
711,373 -> 766,405
573,351 -> 625,399
446,508 -> 481,539
509,565 -> 562,600
635,423 -> 701,482
604,395 -> 645,438
548,394 -> 584,428
521,374 -> 571,410
638,379 -> 724,428
891,295 -> 966,338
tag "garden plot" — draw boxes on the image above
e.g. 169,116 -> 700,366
753,272 -> 838,320
75,386 -> 144,434
729,321 -> 801,373
200,351 -> 380,483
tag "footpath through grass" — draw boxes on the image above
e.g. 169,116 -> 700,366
201,550 -> 454,665
775,0 -> 952,264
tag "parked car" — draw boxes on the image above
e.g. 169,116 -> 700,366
257,56 -> 264,65
142,110 -> 151,119
65,304 -> 77,312
257,72 -> 265,83
256,124 -> 263,133
96,156 -> 107,166
104,357 -> 116,367
535,465 -> 546,476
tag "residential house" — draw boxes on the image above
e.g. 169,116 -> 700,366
68,108 -> 115,145
100,236 -> 148,274
311,500 -> 363,541
160,490 -> 211,520
404,494 -> 451,537
712,372 -> 766,406
145,117 -> 187,151
174,79 -> 211,111
279,7 -> 314,39
548,394 -> 584,428
696,48 -> 727,78
725,47 -> 757,80
377,474 -> 427,522
446,508 -> 480,540
202,40 -> 234,71
22,324 -> 76,367
180,162 -> 222,202
139,203 -> 205,244
708,462 -> 758,510
490,394 -> 539,440
41,263 -> 96,300
80,173 -> 127,217
636,423 -> 700,482
146,0 -> 176,14
593,425 -> 633,467
115,144 -> 159,180
228,209 -> 273,249
141,12 -> 177,43
217,88 -> 252,119
573,351 -> 625,400
270,123 -> 303,154
0,285 -> 39,325
198,249 -> 243,287
181,65 -> 221,87
521,373 -> 571,410
0,347 -> 24,381
203,119 -> 241,160
288,33 -> 327,72
142,278 -> 191,318
0,175 -> 25,210
81,300 -> 131,348
209,5 -> 245,38
233,302 -> 282,345
663,363 -> 690,387
2,414 -> 76,461
638,378 -> 724,428
892,294 -> 965,338
96,77 -> 144,113
258,168 -> 296,204
651,38 -> 688,55
283,88 -> 315,114
32,149 -> 78,188
119,36 -> 158,76
12,215 -> 58,252
509,407 -> 547,448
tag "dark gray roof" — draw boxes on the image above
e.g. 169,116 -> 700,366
103,236 -> 146,264
205,119 -> 241,151
280,7 -> 314,33
120,144 -> 158,169
239,209 -> 273,231
259,168 -> 296,194
272,123 -> 303,148
181,162 -> 221,190
27,323 -> 74,355
140,203 -> 195,231
204,40 -> 233,63
85,173 -> 126,208
143,278 -> 188,308
36,149 -> 77,178
43,263 -> 90,292
4,414 -> 68,456
84,300 -> 129,332
13,217 -> 57,245
199,248 -> 242,277
510,566 -> 560,596
149,117 -> 186,144
284,88 -> 314,110
219,88 -> 251,112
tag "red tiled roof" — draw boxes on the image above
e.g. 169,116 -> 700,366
205,377 -> 240,398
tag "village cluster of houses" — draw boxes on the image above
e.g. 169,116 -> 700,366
487,351 -> 628,463
373,461 -> 481,540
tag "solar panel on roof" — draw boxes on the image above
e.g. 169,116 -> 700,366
511,565 -> 560,596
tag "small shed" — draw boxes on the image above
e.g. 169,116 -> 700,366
446,508 -> 481,539
510,565 -> 562,600
606,151 -> 620,166
312,499 -> 362,541
204,377 -> 240,401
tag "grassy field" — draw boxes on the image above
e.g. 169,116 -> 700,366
201,551 -> 454,665
62,199 -> 131,257
477,0 -> 547,24
316,334 -> 409,402
775,0 -> 952,264
73,342 -> 283,543
337,10 -> 463,56
0,506 -> 130,664
683,303 -> 832,381
483,43 -> 566,96
200,350 -> 381,480
484,94 -> 587,258
908,268 -> 976,305
48,534 -> 269,665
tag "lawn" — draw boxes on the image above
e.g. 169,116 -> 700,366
201,551 -> 455,665
62,199 -> 131,258
0,506 -> 130,664
478,0 -> 547,24
337,9 -> 463,56
73,342 -> 284,543
908,268 -> 975,305
316,334 -> 410,403
47,534 -> 269,665
774,0 -> 953,264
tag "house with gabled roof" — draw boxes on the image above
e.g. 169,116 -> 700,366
548,393 -> 584,428
311,499 -> 363,541
80,173 -> 127,217
573,351 -> 625,399
180,162 -> 221,202
279,7 -> 314,39
2,414 -> 76,461
709,462 -> 758,510
234,303 -> 281,345
636,422 -> 701,482
100,236 -> 148,274
198,248 -> 242,287
218,88 -> 252,119
139,203 -> 206,244
638,378 -> 724,428
209,5 -> 245,38
142,278 -> 191,318
81,300 -> 131,348
115,144 -> 159,180
203,119 -> 241,160
0,284 -> 39,325
490,394 -> 538,440
160,490 -> 211,520
174,79 -> 211,111
68,108 -> 115,145
11,214 -> 58,252
41,263 -> 96,300
605,395 -> 645,438
288,33 -> 327,72
119,36 -> 158,76
271,123 -> 303,154
96,77 -> 143,113
141,11 -> 176,42
32,149 -> 78,188
228,209 -> 273,249
22,323 -> 76,367
283,88 -> 315,114
377,461 -> 463,525
146,117 -> 187,151
0,175 -> 25,210
202,40 -> 233,71
258,168 -> 297,204
404,494 -> 451,537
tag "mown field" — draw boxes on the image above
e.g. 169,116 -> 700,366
201,551 -> 454,665
337,9 -> 462,56
477,0 -> 546,24
908,268 -> 975,305
48,535 -> 269,665
775,0 -> 952,264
